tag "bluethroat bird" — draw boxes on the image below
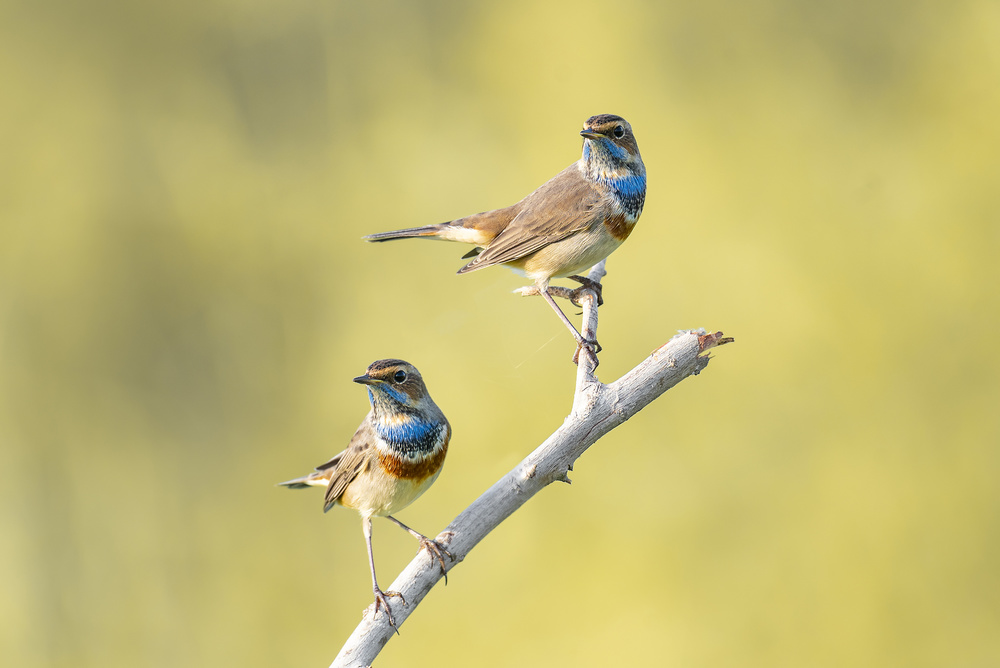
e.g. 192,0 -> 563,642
364,114 -> 646,360
279,359 -> 452,630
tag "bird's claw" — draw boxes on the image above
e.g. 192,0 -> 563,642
572,338 -> 602,366
373,587 -> 406,632
567,275 -> 604,307
418,534 -> 455,583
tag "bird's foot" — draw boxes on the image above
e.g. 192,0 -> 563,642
566,275 -> 604,307
572,337 -> 602,366
372,586 -> 405,632
515,278 -> 602,308
416,532 -> 455,583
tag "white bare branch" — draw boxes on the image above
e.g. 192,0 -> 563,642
331,261 -> 732,667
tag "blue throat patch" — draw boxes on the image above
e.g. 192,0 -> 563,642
375,417 -> 443,456
605,173 -> 646,218
584,139 -> 629,164
371,384 -> 409,406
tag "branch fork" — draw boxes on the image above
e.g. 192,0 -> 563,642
331,261 -> 732,667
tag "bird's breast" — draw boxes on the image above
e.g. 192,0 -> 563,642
374,418 -> 450,482
604,173 -> 646,221
377,443 -> 448,482
603,212 -> 637,242
375,415 -> 446,455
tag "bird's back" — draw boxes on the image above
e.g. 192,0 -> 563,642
458,162 -> 603,274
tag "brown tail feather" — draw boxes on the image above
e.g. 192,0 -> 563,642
276,473 -> 324,489
363,225 -> 444,242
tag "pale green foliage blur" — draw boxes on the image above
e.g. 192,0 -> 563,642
2,0 -> 998,666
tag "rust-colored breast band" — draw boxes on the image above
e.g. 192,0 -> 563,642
378,438 -> 448,482
603,213 -> 636,242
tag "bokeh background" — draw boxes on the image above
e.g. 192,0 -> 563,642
3,0 -> 998,666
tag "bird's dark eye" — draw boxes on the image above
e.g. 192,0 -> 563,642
613,125 -> 625,139
393,370 -> 407,383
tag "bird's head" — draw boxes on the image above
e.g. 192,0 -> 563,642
354,359 -> 436,417
580,114 -> 644,179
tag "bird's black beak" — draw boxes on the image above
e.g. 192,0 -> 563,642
353,374 -> 379,385
580,129 -> 602,139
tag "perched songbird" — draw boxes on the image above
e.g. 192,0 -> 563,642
279,359 -> 451,630
364,114 -> 646,358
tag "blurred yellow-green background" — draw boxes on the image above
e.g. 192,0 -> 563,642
3,0 -> 998,666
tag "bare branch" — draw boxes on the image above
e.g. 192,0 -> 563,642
331,262 -> 732,667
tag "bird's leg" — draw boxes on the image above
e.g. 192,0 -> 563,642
566,275 -> 604,307
537,282 -> 602,363
386,516 -> 454,584
362,516 -> 404,632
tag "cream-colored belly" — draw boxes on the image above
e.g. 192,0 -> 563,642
512,226 -> 625,282
339,465 -> 441,518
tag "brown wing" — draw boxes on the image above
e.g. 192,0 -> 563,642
322,417 -> 376,512
457,163 -> 602,273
